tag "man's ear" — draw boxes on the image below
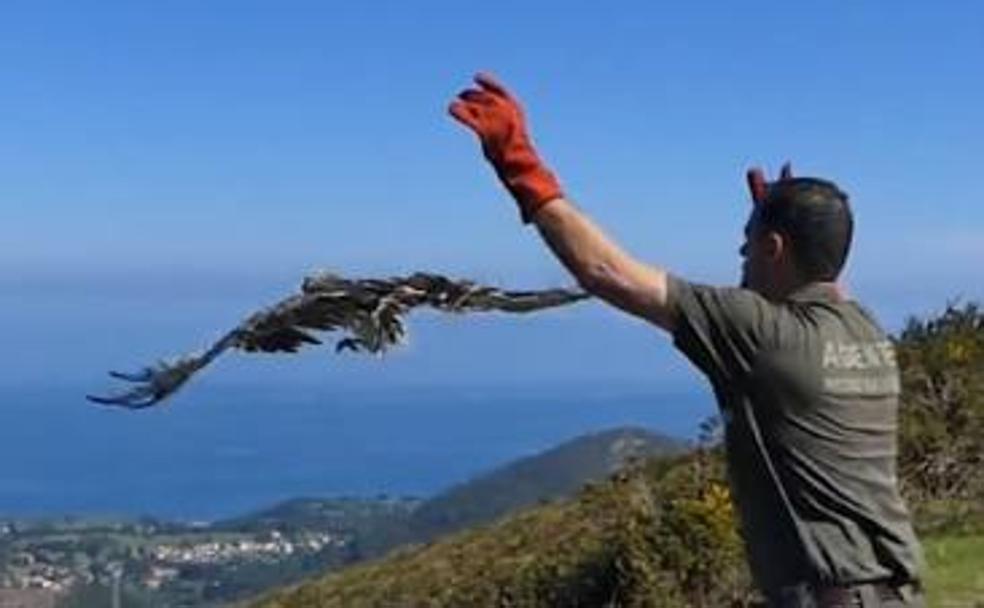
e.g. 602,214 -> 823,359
763,231 -> 786,261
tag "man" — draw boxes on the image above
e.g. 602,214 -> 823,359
449,73 -> 924,607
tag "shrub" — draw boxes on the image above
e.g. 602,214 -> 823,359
896,302 -> 984,503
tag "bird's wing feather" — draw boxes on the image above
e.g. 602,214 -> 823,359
87,272 -> 589,409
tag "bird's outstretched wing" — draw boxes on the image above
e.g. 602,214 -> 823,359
87,272 -> 590,408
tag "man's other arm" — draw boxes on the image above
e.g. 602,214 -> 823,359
531,198 -> 675,332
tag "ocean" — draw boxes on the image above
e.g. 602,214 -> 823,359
0,383 -> 713,521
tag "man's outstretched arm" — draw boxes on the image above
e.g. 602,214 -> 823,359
531,198 -> 673,331
449,73 -> 675,331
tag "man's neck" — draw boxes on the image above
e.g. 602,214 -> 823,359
780,280 -> 845,302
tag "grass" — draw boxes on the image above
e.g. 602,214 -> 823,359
923,533 -> 984,608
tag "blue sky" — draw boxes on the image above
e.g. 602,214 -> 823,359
1,0 -> 982,394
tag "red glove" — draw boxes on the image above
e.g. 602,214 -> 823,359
449,73 -> 563,223
746,162 -> 793,205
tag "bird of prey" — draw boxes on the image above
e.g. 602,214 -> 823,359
87,271 -> 590,409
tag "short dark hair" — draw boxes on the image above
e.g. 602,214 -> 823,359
754,177 -> 854,281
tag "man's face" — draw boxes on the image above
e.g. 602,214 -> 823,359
739,210 -> 773,293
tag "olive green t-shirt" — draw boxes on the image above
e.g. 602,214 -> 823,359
667,276 -> 923,593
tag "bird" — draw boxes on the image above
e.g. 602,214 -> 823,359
87,271 -> 591,409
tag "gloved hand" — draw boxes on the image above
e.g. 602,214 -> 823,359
449,73 -> 564,223
746,162 -> 793,205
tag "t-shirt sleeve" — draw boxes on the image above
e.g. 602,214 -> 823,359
667,275 -> 779,386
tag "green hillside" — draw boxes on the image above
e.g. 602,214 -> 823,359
249,448 -> 754,608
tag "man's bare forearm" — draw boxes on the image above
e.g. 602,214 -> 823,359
531,198 -> 675,331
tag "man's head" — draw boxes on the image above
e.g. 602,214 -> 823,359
739,166 -> 853,299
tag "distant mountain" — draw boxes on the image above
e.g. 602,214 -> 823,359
406,426 -> 686,542
214,426 -> 686,556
